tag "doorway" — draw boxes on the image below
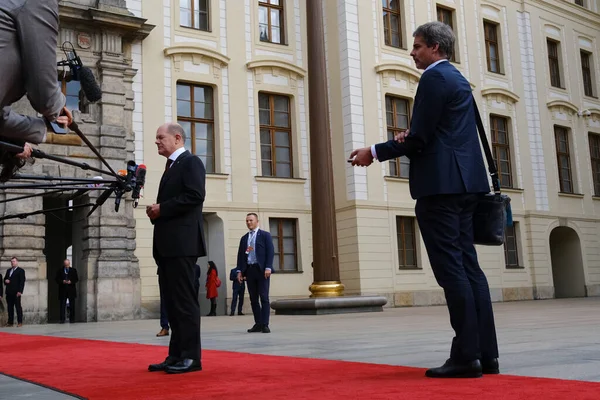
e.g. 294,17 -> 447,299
549,226 -> 586,298
44,196 -> 88,323
196,213 -> 227,316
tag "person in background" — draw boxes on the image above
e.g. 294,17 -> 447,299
55,258 -> 79,324
236,213 -> 275,333
205,261 -> 219,316
229,267 -> 245,316
4,256 -> 25,327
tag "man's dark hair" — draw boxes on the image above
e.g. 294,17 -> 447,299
246,212 -> 258,219
0,139 -> 32,183
11,257 -> 17,261
413,21 -> 455,60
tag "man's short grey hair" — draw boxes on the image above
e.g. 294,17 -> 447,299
413,21 -> 455,60
166,123 -> 186,142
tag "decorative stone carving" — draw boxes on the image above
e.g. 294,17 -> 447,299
164,44 -> 230,78
585,109 -> 600,129
547,100 -> 578,123
246,58 -> 306,89
374,63 -> 421,92
481,87 -> 520,112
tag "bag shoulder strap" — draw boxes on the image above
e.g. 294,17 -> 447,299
472,95 -> 501,193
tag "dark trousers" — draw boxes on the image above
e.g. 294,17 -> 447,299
230,283 -> 245,314
159,278 -> 169,330
59,296 -> 75,323
415,193 -> 499,363
157,256 -> 201,361
245,264 -> 270,326
6,294 -> 23,324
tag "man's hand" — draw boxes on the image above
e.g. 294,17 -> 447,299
16,292 -> 21,297
146,204 -> 160,220
67,280 -> 71,284
57,107 -> 73,127
15,143 -> 33,159
4,279 -> 9,285
349,147 -> 374,167
237,271 -> 243,283
63,280 -> 67,284
264,269 -> 271,279
395,129 -> 410,143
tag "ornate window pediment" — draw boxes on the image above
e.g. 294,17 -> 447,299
375,63 -> 421,91
164,44 -> 230,78
482,87 -> 519,103
246,58 -> 306,88
481,87 -> 519,111
547,100 -> 579,122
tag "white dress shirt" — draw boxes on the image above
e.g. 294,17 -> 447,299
167,146 -> 187,167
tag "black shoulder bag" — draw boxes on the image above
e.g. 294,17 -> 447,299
472,98 -> 513,246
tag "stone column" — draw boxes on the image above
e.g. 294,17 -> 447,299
86,32 -> 140,321
306,0 -> 344,298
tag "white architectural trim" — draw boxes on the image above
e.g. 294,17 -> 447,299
372,0 -> 388,201
518,11 -> 549,211
220,0 -> 232,201
293,0 -> 311,205
245,0 -> 259,203
338,0 -> 368,201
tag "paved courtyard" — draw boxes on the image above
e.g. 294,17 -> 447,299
1,297 -> 599,399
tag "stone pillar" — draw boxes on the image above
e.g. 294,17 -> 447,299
86,32 -> 140,321
270,2 -> 387,314
306,0 -> 344,298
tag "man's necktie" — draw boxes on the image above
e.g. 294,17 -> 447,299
165,159 -> 173,171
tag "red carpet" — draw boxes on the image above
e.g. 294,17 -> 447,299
0,332 -> 598,400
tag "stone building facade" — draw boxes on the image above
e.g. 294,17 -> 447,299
3,0 -> 600,324
134,0 -> 600,318
0,0 -> 152,324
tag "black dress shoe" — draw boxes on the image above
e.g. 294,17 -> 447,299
165,359 -> 202,374
238,312 -> 244,316
425,359 -> 482,378
247,323 -> 262,333
230,311 -> 234,316
148,356 -> 179,372
261,325 -> 271,333
482,358 -> 500,374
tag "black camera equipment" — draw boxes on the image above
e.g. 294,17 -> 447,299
57,41 -> 102,103
0,41 -> 142,222
0,121 -> 144,221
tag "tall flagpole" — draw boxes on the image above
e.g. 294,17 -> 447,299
305,0 -> 344,297
271,2 -> 387,314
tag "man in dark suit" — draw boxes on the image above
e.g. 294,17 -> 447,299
147,123 -> 206,374
156,265 -> 170,337
4,256 -> 26,327
54,258 -> 79,323
0,271 -> 3,312
229,267 -> 245,316
350,21 -> 498,378
194,264 -> 201,299
236,213 -> 274,333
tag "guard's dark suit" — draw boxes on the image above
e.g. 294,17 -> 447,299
4,267 -> 25,325
55,267 -> 79,323
153,150 -> 206,363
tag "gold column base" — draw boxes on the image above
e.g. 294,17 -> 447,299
309,281 -> 345,298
